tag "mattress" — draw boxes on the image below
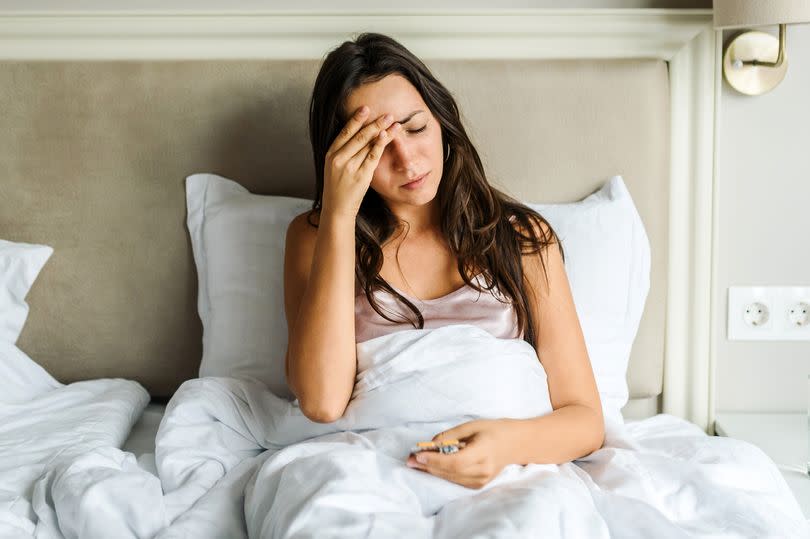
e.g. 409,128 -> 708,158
121,402 -> 166,476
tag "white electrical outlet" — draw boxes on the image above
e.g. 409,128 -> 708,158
788,302 -> 810,327
728,286 -> 810,341
782,287 -> 810,340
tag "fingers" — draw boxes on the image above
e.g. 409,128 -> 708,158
352,122 -> 401,176
338,113 -> 397,163
432,421 -> 481,444
326,109 -> 394,167
408,427 -> 482,476
413,450 -> 462,471
327,105 -> 369,158
407,423 -> 498,489
351,120 -> 400,161
412,446 -> 477,474
409,452 -> 490,489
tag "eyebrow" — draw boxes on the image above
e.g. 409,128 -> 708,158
396,110 -> 425,124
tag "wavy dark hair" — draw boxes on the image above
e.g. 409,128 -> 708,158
306,32 -> 563,351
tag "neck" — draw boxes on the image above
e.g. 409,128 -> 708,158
389,198 -> 442,237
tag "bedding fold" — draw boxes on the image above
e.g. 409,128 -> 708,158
149,324 -> 810,537
2,325 -> 807,538
0,342 -> 149,538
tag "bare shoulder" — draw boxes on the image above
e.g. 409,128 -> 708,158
287,209 -> 320,239
509,213 -> 562,296
284,210 -> 321,282
286,210 -> 323,260
509,213 -> 559,250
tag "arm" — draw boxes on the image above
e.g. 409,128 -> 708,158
408,220 -> 605,486
284,107 -> 399,424
510,220 -> 605,462
504,404 -> 604,465
283,211 -> 357,423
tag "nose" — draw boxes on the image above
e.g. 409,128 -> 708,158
387,132 -> 416,173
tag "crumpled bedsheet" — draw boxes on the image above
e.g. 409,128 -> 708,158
2,326 -> 807,538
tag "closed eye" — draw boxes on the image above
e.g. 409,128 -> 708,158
408,126 -> 427,134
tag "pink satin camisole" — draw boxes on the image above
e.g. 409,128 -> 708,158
354,273 -> 524,344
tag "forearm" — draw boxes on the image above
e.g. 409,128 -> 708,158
507,404 -> 605,465
287,212 -> 357,421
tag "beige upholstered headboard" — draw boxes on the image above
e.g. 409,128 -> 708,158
0,57 -> 668,415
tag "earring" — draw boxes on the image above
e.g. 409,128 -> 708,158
444,143 -> 451,163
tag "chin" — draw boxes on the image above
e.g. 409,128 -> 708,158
375,174 -> 441,206
402,183 -> 438,205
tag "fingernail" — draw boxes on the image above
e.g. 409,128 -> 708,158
357,106 -> 368,116
384,113 -> 393,122
406,460 -> 417,468
416,453 -> 427,464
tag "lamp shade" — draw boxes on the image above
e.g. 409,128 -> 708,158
714,0 -> 810,29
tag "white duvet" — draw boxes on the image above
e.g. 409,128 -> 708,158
1,326 -> 808,538
0,341 -> 149,537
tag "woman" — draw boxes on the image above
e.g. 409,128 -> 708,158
283,32 -> 604,489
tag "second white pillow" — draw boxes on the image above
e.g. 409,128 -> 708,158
530,176 -> 650,425
0,238 -> 54,344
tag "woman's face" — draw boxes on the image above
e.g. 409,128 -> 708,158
343,73 -> 444,209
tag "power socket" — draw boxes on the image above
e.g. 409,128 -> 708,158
728,286 -> 810,341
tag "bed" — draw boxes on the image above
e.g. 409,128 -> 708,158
1,8 -> 808,538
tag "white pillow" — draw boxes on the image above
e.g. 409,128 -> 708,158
529,176 -> 651,426
185,173 -> 650,423
0,239 -> 54,344
186,173 -> 311,399
0,340 -> 62,404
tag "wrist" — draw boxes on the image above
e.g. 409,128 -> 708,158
320,209 -> 356,229
502,417 -> 534,466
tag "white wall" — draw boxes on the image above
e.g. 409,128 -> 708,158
715,25 -> 810,412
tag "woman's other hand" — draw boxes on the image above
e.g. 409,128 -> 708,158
405,419 -> 521,489
321,105 -> 402,220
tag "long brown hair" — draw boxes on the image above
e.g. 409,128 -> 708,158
307,32 -> 562,350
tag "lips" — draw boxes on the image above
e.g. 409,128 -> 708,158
401,171 -> 428,188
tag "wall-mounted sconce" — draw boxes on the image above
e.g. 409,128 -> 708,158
714,0 -> 810,96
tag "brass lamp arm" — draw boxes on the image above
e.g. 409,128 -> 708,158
738,24 -> 786,68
